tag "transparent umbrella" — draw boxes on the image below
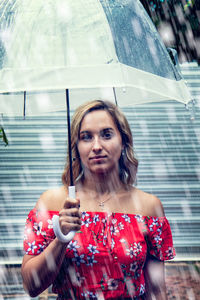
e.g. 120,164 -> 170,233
0,0 -> 191,114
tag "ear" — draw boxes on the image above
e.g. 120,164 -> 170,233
122,144 -> 126,152
122,148 -> 127,158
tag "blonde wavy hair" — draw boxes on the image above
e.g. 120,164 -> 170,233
62,100 -> 138,186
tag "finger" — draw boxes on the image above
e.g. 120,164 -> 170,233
59,207 -> 80,217
60,222 -> 81,235
63,197 -> 80,209
59,215 -> 82,226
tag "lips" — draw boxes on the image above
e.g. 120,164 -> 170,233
90,155 -> 107,160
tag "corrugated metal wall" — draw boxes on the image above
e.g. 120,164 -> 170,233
0,62 -> 200,264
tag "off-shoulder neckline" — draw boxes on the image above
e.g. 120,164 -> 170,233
31,208 -> 166,219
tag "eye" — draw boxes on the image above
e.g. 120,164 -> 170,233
101,130 -> 113,139
80,133 -> 92,141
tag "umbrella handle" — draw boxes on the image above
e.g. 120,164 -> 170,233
52,186 -> 76,243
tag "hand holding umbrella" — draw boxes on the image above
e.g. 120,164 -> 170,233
53,187 -> 81,243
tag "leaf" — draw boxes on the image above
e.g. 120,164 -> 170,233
0,126 -> 8,146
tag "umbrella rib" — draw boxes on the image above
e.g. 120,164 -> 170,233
113,87 -> 118,106
66,89 -> 74,186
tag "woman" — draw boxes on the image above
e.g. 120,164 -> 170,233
22,100 -> 175,299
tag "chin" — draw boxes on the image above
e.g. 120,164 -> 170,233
91,167 -> 109,176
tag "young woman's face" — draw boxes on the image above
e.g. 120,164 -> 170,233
77,110 -> 123,176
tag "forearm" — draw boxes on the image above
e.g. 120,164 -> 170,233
144,285 -> 167,300
153,290 -> 167,300
22,238 -> 68,297
144,257 -> 167,300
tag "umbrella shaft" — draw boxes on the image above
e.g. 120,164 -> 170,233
23,91 -> 26,119
66,89 -> 74,186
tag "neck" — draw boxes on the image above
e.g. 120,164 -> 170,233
79,170 -> 124,196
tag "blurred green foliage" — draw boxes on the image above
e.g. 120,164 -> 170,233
0,126 -> 8,146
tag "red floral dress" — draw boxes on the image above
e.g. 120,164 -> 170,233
24,209 -> 175,299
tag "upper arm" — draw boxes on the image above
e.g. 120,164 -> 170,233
143,254 -> 166,298
143,194 -> 167,298
145,194 -> 165,218
35,187 -> 66,211
21,254 -> 35,273
22,187 -> 65,271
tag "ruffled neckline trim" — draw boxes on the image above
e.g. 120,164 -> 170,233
30,208 -> 167,219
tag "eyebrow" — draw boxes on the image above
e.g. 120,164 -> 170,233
101,128 -> 114,133
79,130 -> 90,135
79,128 -> 114,135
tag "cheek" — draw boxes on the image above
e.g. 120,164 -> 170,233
109,140 -> 122,158
116,147 -> 123,161
77,142 -> 90,160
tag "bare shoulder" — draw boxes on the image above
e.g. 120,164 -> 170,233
132,188 -> 165,217
35,185 -> 68,211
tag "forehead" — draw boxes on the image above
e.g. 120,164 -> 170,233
80,110 -> 118,132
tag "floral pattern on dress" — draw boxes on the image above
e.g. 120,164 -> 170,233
24,209 -> 176,299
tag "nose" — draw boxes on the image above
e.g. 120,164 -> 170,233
92,137 -> 102,153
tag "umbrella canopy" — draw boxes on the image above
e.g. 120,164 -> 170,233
0,0 -> 191,116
